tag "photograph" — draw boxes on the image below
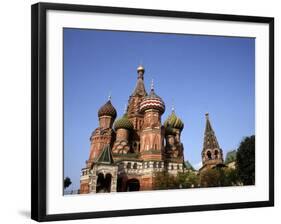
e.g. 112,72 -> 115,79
63,28 -> 255,195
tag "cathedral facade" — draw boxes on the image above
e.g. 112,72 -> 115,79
79,65 -> 224,193
80,65 -> 186,193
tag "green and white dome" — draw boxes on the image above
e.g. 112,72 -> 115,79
114,113 -> 134,130
164,110 -> 184,131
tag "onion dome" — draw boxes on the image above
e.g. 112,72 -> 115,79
98,99 -> 117,119
164,109 -> 184,131
114,113 -> 133,130
139,80 -> 165,114
165,125 -> 176,136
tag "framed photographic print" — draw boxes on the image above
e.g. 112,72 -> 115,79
31,2 -> 274,222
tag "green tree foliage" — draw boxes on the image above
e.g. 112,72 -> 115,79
177,171 -> 199,188
200,168 -> 222,187
199,167 -> 240,187
153,171 -> 199,190
236,135 -> 255,185
223,168 -> 240,186
225,150 -> 237,164
64,176 -> 72,189
154,171 -> 178,190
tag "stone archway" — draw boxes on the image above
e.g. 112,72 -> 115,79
126,179 -> 140,191
96,173 -> 112,193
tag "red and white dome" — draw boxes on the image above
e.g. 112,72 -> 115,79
140,81 -> 165,114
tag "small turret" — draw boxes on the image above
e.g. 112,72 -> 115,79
98,97 -> 117,129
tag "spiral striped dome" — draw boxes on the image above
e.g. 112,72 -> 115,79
164,110 -> 184,131
98,100 -> 117,119
114,113 -> 133,130
139,81 -> 165,114
140,91 -> 165,114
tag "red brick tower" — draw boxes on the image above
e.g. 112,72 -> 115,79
127,65 -> 147,153
139,80 -> 165,160
164,107 -> 184,164
80,98 -> 117,194
139,80 -> 166,189
87,98 -> 117,168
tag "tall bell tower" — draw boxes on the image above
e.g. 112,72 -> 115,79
200,113 -> 224,171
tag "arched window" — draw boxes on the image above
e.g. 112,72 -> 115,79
207,151 -> 212,160
127,162 -> 132,169
153,162 -> 157,168
126,179 -> 140,191
104,173 -> 112,192
96,173 -> 112,193
133,163 -> 138,169
214,150 -> 219,159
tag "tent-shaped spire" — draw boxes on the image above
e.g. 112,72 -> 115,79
94,144 -> 114,164
205,113 -> 214,133
131,65 -> 147,96
203,113 -> 220,150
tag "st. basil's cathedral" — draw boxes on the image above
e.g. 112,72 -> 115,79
80,65 -> 223,193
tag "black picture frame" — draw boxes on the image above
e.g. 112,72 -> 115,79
31,2 -> 274,222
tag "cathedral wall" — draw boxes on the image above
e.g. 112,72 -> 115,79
88,134 -> 114,166
142,110 -> 161,129
116,128 -> 129,140
140,176 -> 153,191
80,182 -> 89,194
128,116 -> 144,132
140,129 -> 162,151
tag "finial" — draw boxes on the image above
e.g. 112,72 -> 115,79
205,113 -> 209,119
171,99 -> 175,112
151,79 -> 154,91
137,64 -> 145,73
108,91 -> 112,101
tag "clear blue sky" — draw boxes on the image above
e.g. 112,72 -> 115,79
64,28 -> 255,191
